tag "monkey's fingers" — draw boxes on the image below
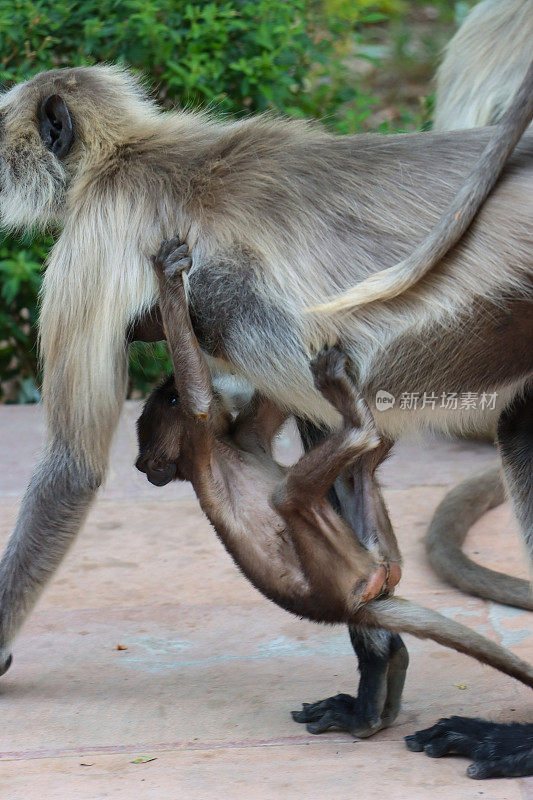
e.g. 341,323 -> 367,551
406,716 -> 488,754
152,237 -> 190,279
292,694 -> 358,731
163,256 -> 192,281
310,345 -> 347,385
292,694 -> 353,723
304,709 -> 352,735
466,752 -> 533,780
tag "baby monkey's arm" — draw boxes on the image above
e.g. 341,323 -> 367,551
152,238 -> 212,419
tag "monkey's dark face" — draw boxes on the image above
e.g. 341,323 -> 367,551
136,375 -> 188,486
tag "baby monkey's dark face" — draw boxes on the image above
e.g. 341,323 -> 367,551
136,375 -> 186,486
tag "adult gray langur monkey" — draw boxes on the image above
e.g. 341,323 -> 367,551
0,66 -> 531,776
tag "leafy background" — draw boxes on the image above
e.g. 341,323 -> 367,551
0,0 -> 474,402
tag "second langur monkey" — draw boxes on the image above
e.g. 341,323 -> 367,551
434,0 -> 533,131
421,0 -> 533,611
135,238 -> 533,707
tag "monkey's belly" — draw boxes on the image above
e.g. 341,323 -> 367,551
361,295 -> 533,435
209,449 -> 288,547
203,451 -> 310,605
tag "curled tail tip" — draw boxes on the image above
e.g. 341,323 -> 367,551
306,295 -> 369,316
306,284 -> 395,316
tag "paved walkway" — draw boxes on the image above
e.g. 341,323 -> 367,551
0,403 -> 532,799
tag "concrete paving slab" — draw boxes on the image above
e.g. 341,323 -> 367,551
0,403 -> 531,798
3,743 -> 532,800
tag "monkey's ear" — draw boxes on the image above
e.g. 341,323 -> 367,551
39,95 -> 74,158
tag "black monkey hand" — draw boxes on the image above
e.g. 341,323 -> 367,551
406,716 -> 533,778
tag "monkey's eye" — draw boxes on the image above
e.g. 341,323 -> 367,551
168,395 -> 179,406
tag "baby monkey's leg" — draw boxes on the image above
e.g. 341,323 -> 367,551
276,348 -> 381,500
231,393 -> 290,455
311,347 -> 402,588
273,348 -> 396,606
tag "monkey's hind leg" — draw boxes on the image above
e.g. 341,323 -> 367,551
310,346 -> 402,586
292,628 -> 408,738
271,351 -> 387,607
274,347 -> 381,504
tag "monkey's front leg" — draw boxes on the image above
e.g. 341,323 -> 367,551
0,443 -> 99,675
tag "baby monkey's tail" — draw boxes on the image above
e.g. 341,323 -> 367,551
362,596 -> 533,688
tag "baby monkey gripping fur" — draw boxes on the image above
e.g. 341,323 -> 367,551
136,239 -> 533,695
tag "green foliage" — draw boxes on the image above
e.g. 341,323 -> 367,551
0,235 -> 50,402
0,0 -> 441,401
2,0 -> 325,113
128,341 -> 173,397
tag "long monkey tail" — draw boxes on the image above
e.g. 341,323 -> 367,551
362,595 -> 533,688
425,466 -> 533,610
308,58 -> 533,316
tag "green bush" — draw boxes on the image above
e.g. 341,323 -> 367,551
0,0 -> 391,401
0,235 -> 50,402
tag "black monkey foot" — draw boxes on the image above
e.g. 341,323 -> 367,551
0,653 -> 12,677
292,634 -> 409,739
292,693 -> 389,738
405,716 -> 533,778
152,237 -> 192,282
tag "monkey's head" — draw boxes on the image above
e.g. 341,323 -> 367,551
135,376 -> 189,486
0,65 -> 152,230
136,374 -> 232,486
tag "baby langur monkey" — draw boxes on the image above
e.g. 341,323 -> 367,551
136,237 -> 533,694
